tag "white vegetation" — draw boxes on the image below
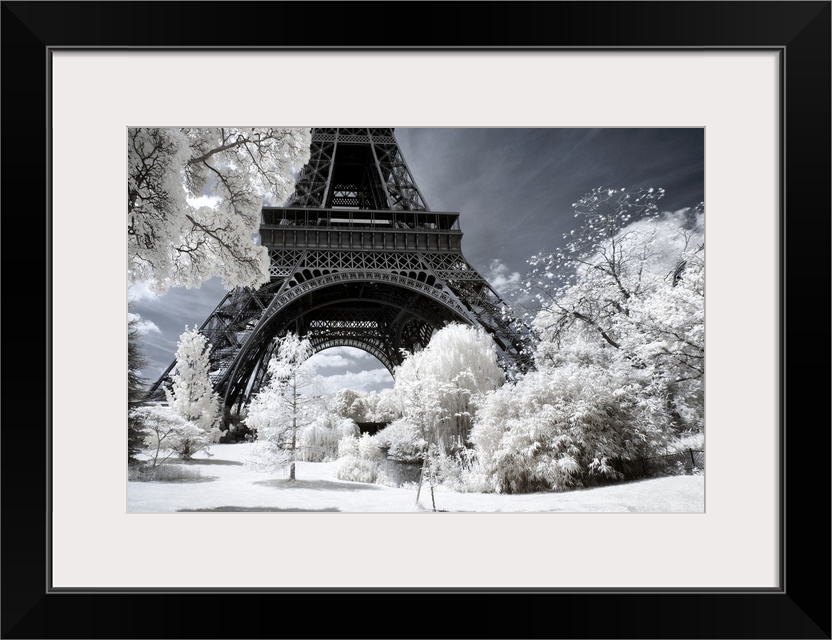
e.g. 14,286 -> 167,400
127,309 -> 149,464
128,127 -> 312,292
389,324 -> 505,507
297,413 -> 359,462
361,388 -> 400,423
331,325 -> 504,503
334,433 -> 386,484
332,387 -> 400,423
165,328 -> 223,459
469,187 -> 705,493
527,187 -> 705,435
394,323 -> 505,453
470,361 -> 665,493
332,388 -> 367,422
244,334 -> 320,480
129,405 -> 198,471
372,418 -> 425,462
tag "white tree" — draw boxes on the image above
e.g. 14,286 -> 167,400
467,188 -> 705,494
165,327 -> 222,459
526,188 -> 705,435
244,333 -> 319,480
393,324 -> 505,508
127,309 -> 149,464
297,411 -> 358,463
395,323 -> 505,450
470,360 -> 666,493
129,405 -> 197,471
333,388 -> 368,422
128,127 -> 312,292
369,388 -> 401,423
525,187 -> 667,352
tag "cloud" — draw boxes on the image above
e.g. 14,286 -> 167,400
128,280 -> 159,303
486,259 -> 522,294
315,368 -> 394,395
128,312 -> 161,335
308,346 -> 378,371
308,351 -> 353,369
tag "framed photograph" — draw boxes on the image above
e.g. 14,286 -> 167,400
3,2 -> 829,638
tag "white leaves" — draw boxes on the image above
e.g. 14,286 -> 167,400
164,328 -> 222,458
471,363 -> 662,493
244,333 -> 321,470
128,127 -> 312,293
393,323 -> 505,452
482,191 -> 705,493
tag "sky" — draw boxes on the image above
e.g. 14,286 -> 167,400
130,127 -> 705,395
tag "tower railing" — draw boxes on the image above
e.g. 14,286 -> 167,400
261,207 -> 461,231
259,207 -> 463,253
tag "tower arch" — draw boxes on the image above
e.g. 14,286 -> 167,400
148,128 -> 534,418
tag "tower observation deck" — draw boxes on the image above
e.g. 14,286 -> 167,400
148,128 -> 533,417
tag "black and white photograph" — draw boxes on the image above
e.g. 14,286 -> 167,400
3,0 -> 828,635
127,127 -> 705,513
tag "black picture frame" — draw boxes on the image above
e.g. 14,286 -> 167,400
2,1 -> 829,638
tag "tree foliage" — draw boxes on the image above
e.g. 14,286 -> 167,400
468,188 -> 704,494
129,405 -> 197,471
333,388 -> 367,422
244,333 -> 319,480
526,187 -> 704,433
165,327 -> 222,459
128,127 -> 312,292
394,323 -> 505,453
470,358 -> 667,493
391,324 -> 505,508
333,387 -> 399,423
127,311 -> 149,464
525,187 -> 667,351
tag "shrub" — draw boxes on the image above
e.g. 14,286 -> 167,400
372,419 -> 425,462
128,463 -> 203,482
298,420 -> 342,462
665,431 -> 705,454
334,434 -> 384,484
295,416 -> 359,463
471,364 -> 666,493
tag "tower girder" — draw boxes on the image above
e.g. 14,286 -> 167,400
148,128 -> 535,419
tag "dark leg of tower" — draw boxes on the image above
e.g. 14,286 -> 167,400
148,128 -> 533,424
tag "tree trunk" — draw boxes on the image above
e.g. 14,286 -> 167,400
290,374 -> 297,481
289,427 -> 296,481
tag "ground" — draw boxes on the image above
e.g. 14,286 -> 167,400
128,443 -> 704,513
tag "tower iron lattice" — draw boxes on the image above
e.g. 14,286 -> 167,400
148,128 -> 534,419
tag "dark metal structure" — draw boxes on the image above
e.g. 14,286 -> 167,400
148,128 -> 533,417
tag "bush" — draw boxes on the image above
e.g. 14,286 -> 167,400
334,434 -> 384,484
665,430 -> 704,454
296,417 -> 358,462
426,447 -> 481,493
298,422 -> 340,462
334,456 -> 381,484
128,463 -> 203,482
470,365 -> 666,494
372,419 -> 425,462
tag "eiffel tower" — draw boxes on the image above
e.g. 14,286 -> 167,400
148,128 -> 533,417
